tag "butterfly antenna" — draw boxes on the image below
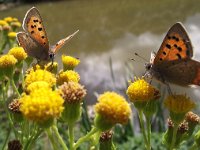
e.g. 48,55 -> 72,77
134,52 -> 148,62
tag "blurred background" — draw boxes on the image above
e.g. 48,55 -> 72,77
1,0 -> 200,104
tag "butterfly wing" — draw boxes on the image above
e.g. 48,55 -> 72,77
50,30 -> 79,54
157,59 -> 200,86
154,22 -> 193,65
22,7 -> 49,56
17,32 -> 49,60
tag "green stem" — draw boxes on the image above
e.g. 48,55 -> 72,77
11,79 -> 20,97
189,143 -> 198,150
74,127 -> 99,150
52,125 -> 68,150
169,123 -> 179,150
2,83 -> 18,139
68,124 -> 74,150
2,127 -> 11,150
24,128 -> 43,150
146,117 -> 151,150
138,110 -> 148,149
46,128 -> 59,150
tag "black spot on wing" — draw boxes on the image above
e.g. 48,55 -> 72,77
166,44 -> 171,49
176,53 -> 182,59
31,31 -> 34,34
38,28 -> 42,31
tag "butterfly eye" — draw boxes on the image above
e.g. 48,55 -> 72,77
49,53 -> 54,60
145,63 -> 152,70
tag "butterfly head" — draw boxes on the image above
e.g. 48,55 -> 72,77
145,63 -> 152,71
49,52 -> 55,63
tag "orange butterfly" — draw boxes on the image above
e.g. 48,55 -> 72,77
17,7 -> 78,62
145,22 -> 200,86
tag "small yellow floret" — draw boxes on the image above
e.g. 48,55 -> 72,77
126,78 -> 159,102
62,55 -> 80,70
164,94 -> 195,114
8,47 -> 27,61
95,92 -> 131,125
19,88 -> 64,122
25,68 -> 56,88
57,70 -> 80,85
0,54 -> 17,68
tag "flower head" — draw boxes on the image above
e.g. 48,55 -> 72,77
19,88 -> 64,123
8,47 -> 27,61
126,78 -> 160,102
10,21 -> 21,28
0,54 -> 17,69
4,17 -> 13,23
95,92 -> 131,131
59,81 -> 86,103
57,70 -> 80,85
25,67 -> 56,88
0,20 -> 8,26
62,55 -> 80,70
164,95 -> 195,114
8,32 -> 17,39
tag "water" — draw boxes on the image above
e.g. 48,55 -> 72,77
1,0 -> 200,103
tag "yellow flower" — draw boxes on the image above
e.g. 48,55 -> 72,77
26,81 -> 51,94
126,78 -> 160,102
62,55 -> 80,70
8,47 -> 27,61
164,94 -> 195,114
19,88 -> 64,123
0,54 -> 17,68
8,32 -> 17,39
95,92 -> 131,130
0,20 -> 8,26
60,81 -> 86,103
4,17 -> 13,23
25,67 -> 56,88
57,70 -> 80,85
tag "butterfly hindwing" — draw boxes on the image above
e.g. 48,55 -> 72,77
23,7 -> 49,51
154,22 -> 193,65
17,32 -> 49,60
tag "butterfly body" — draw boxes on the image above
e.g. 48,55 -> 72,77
17,7 -> 78,62
146,22 -> 200,86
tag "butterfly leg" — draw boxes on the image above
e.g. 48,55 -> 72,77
165,82 -> 173,95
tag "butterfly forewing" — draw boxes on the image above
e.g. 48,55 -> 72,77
50,30 -> 79,54
17,32 -> 49,60
154,22 -> 193,65
23,7 -> 49,51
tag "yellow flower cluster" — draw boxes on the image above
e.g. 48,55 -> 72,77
19,88 -> 64,122
0,54 -> 17,68
95,92 -> 131,125
57,70 -> 80,85
126,78 -> 159,102
164,94 -> 195,114
8,47 -> 27,62
62,55 -> 80,70
25,67 -> 56,88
